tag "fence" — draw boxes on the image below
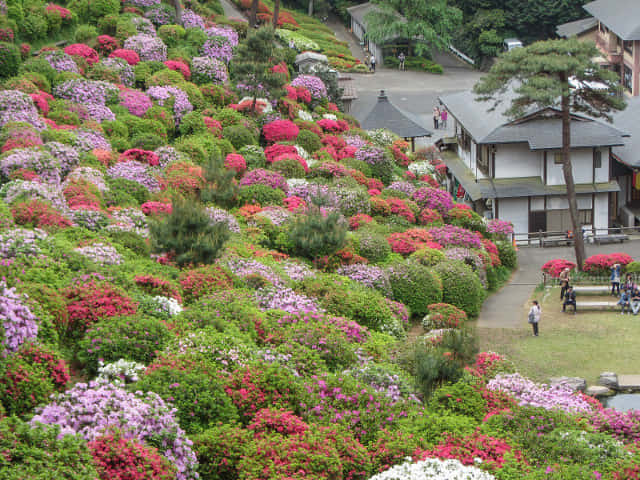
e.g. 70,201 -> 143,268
448,44 -> 475,66
543,272 -> 640,287
514,225 -> 640,247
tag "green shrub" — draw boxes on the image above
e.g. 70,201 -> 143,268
22,13 -> 48,41
179,111 -> 207,136
106,177 -> 149,205
341,157 -> 372,177
194,423 -> 254,480
387,262 -> 442,317
396,411 -> 477,447
0,417 -> 98,480
134,366 -> 239,434
626,261 -> 640,274
19,56 -> 57,84
223,124 -> 257,150
409,247 -> 446,266
496,240 -> 517,269
288,209 -> 347,259
146,68 -> 183,88
107,230 -> 150,256
75,24 -> 98,44
434,260 -> 484,317
272,158 -> 305,178
200,83 -> 237,107
157,24 -> 186,48
429,379 -> 486,421
295,129 -> 322,153
238,145 -> 266,169
356,232 -> 390,263
185,27 -> 207,50
0,358 -> 56,415
89,0 -> 120,22
0,43 -> 21,79
238,184 -> 285,206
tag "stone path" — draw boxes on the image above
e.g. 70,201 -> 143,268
477,240 -> 640,328
219,0 -> 246,20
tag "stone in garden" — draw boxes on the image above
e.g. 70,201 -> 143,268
585,385 -> 614,397
616,374 -> 640,392
598,372 -> 619,389
549,376 -> 586,392
295,52 -> 328,73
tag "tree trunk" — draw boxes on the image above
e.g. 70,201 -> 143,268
250,0 -> 259,28
172,0 -> 183,24
560,75 -> 586,270
308,0 -> 313,16
272,0 -> 280,28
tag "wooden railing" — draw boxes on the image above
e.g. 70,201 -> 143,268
514,225 -> 640,247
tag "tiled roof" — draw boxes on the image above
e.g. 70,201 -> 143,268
584,0 -> 640,40
362,90 -> 431,138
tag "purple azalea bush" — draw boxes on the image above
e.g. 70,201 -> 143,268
107,161 -> 160,192
205,25 -> 239,47
146,86 -> 193,123
74,129 -> 112,152
429,225 -> 482,249
206,206 -> 240,233
54,79 -> 119,106
0,281 -> 38,355
64,167 -> 108,192
191,57 -> 228,84
337,264 -> 392,297
45,51 -> 80,73
290,75 -> 327,100
1,180 -> 67,212
31,380 -> 199,479
201,36 -> 233,64
120,89 -> 153,117
487,219 -> 514,236
0,148 -> 61,185
75,242 -> 123,265
124,34 -> 167,62
412,187 -> 454,214
255,286 -> 321,314
0,90 -> 45,131
100,57 -> 135,87
223,256 -> 283,286
181,9 -> 205,29
43,142 -> 80,176
0,228 -> 48,258
239,168 -> 288,192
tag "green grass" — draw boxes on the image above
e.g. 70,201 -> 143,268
477,287 -> 640,385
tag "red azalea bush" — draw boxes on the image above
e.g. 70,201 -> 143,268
118,148 -> 160,166
482,238 -> 501,267
238,203 -> 263,218
248,408 -> 310,436
62,280 -> 138,335
317,118 -> 349,133
224,153 -> 247,175
583,253 -> 634,275
204,117 -> 223,136
141,201 -> 172,216
418,208 -> 444,226
262,120 -> 299,143
272,61 -> 289,79
265,143 -> 298,164
134,274 -> 182,302
109,49 -> 141,65
15,342 -> 70,391
11,199 -> 72,231
424,303 -> 468,329
349,213 -> 373,230
541,258 -> 577,278
386,198 -> 416,223
46,4 -> 72,19
369,429 -> 423,474
63,180 -> 102,210
97,35 -> 118,55
64,44 -> 99,65
466,352 -> 516,380
164,60 -> 190,79
370,196 -> 392,216
179,265 -> 234,302
29,91 -> 53,116
283,195 -> 306,212
89,434 -> 177,480
422,432 -> 522,471
273,153 -> 309,173
387,229 -> 442,255
162,161 -> 204,195
0,27 -> 13,42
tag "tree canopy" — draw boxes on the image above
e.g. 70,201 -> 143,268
363,0 -> 462,56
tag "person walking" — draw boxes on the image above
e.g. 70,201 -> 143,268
611,264 -> 621,296
528,300 -> 541,336
440,108 -> 448,129
398,52 -> 405,71
370,54 -> 376,72
433,106 -> 440,129
559,267 -> 571,300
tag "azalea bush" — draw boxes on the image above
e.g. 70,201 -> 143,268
541,258 -> 576,278
583,253 -> 634,275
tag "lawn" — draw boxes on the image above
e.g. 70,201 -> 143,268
476,286 -> 640,385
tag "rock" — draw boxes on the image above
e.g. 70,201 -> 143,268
598,372 -> 619,389
585,385 -> 614,397
549,376 -> 586,392
616,374 -> 640,392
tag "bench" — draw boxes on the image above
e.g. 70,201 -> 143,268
573,286 -> 610,295
593,234 -> 629,245
542,237 -> 574,248
573,301 -> 618,311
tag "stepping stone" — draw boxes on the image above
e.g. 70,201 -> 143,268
549,376 -> 586,392
598,372 -> 618,389
616,375 -> 640,392
585,385 -> 614,397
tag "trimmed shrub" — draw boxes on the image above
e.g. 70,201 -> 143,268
496,241 -> 517,269
434,260 -> 485,317
356,232 -> 391,263
410,247 -> 446,267
238,184 -> 285,206
387,262 -> 442,317
0,42 -> 20,79
296,129 -> 322,153
222,124 -> 257,149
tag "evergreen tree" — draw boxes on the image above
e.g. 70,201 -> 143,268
150,197 -> 230,267
288,207 -> 347,260
231,27 -> 287,112
200,153 -> 239,209
474,38 -> 625,269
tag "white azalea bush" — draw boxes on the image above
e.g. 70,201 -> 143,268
97,359 -> 146,384
368,458 -> 496,480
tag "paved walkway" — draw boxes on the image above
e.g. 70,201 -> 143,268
477,240 -> 640,328
219,0 -> 246,20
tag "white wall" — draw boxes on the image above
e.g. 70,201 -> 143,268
595,148 -> 609,183
498,197 -> 529,234
545,148 -> 604,185
547,195 -> 592,210
494,144 -> 542,179
594,193 -> 609,230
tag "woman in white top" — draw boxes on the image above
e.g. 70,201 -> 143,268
528,300 -> 541,336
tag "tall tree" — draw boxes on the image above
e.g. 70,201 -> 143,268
308,0 -> 313,16
272,0 -> 280,27
250,0 -> 259,27
474,38 -> 625,269
363,0 -> 462,56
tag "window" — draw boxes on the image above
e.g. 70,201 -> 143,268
624,41 -> 633,55
624,64 -> 633,92
477,145 -> 489,175
594,149 -> 602,168
553,153 -> 563,164
579,209 -> 593,225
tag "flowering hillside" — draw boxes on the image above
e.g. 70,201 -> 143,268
0,1 -> 637,479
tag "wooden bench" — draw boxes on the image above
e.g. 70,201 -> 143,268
542,237 -> 574,248
573,286 -> 610,295
574,301 -> 618,311
593,234 -> 629,245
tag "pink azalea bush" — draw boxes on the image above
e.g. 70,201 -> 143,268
541,258 -> 576,278
262,119 -> 299,143
583,253 -> 634,275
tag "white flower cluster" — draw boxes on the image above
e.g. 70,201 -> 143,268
298,109 -> 313,122
368,128 -> 397,147
368,458 -> 497,480
294,145 -> 310,160
97,358 -> 146,384
322,113 -> 338,120
153,295 -> 183,316
408,160 -> 435,177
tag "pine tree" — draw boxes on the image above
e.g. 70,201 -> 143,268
150,197 -> 230,267
230,26 -> 287,112
288,207 -> 347,260
200,153 -> 238,209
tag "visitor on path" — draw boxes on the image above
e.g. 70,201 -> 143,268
611,264 -> 621,296
433,106 -> 440,129
528,300 -> 541,336
623,272 -> 634,292
562,286 -> 576,313
618,287 -> 632,314
398,52 -> 405,71
559,267 -> 571,300
370,54 -> 376,72
440,108 -> 448,129
631,285 -> 640,315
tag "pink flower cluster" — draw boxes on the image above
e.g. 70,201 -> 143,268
262,120 -> 299,143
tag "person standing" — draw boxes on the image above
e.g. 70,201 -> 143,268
528,300 -> 541,336
440,108 -> 448,129
611,264 -> 621,296
370,54 -> 376,72
433,106 -> 440,129
559,267 -> 571,300
398,52 -> 405,71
